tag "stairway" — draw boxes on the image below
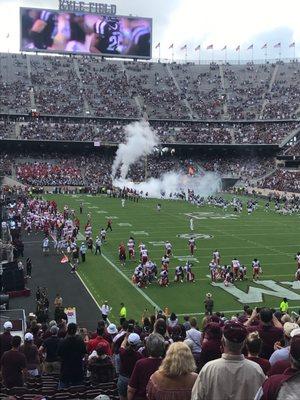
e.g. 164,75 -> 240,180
26,55 -> 36,110
73,58 -> 91,115
14,122 -> 20,139
219,65 -> 229,119
279,126 -> 300,148
166,64 -> 194,119
259,64 -> 279,118
119,61 -> 144,118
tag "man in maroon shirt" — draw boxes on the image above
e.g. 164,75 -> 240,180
128,333 -> 165,400
254,332 -> 300,400
0,321 -> 13,360
244,307 -> 283,359
198,322 -> 222,370
0,335 -> 27,388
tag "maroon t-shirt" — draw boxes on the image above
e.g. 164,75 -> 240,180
0,349 -> 27,388
268,359 -> 290,376
129,357 -> 162,399
247,356 -> 271,375
248,324 -> 283,359
119,347 -> 143,378
260,368 -> 298,400
0,332 -> 13,359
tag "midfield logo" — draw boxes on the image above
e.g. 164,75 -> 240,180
212,280 -> 300,303
177,233 -> 213,240
185,212 -> 238,220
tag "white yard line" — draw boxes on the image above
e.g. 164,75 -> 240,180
176,305 -> 300,317
101,252 -> 161,310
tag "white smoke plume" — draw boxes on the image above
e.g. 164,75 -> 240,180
113,171 -> 221,199
111,120 -> 159,180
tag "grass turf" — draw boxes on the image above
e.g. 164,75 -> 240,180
44,193 -> 300,322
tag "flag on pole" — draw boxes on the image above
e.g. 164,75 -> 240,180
60,255 -> 69,264
247,44 -> 253,50
195,45 -> 201,51
261,43 -> 267,49
221,45 -> 227,51
289,42 -> 295,48
155,43 -> 160,49
6,33 -> 10,38
274,42 -> 281,48
169,44 -> 174,49
236,45 -> 240,51
181,44 -> 187,50
207,44 -> 213,50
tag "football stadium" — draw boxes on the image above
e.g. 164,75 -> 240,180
0,0 -> 300,399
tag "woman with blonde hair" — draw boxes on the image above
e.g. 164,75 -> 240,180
146,342 -> 197,400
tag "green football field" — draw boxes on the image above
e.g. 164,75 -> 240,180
45,193 -> 300,322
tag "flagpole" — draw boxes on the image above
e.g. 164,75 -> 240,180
251,47 -> 253,63
265,47 -> 267,63
198,47 -> 201,65
185,47 -> 187,63
225,48 -> 227,64
159,45 -> 161,62
238,48 -> 240,65
278,45 -> 281,61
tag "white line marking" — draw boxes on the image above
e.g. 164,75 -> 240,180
101,252 -> 161,310
176,305 -> 300,317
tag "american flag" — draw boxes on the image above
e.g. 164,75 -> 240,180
221,45 -> 227,51
236,45 -> 240,51
155,43 -> 160,49
261,43 -> 267,49
181,44 -> 187,50
289,42 -> 295,48
169,44 -> 174,49
207,44 -> 213,50
195,45 -> 201,51
274,42 -> 281,48
247,44 -> 253,50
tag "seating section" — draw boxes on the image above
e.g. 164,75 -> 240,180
0,53 -> 299,120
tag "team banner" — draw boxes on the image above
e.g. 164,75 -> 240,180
20,7 -> 152,59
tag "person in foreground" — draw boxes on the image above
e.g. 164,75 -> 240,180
191,320 -> 265,400
254,329 -> 300,400
146,341 -> 197,400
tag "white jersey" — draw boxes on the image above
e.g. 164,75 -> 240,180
296,255 -> 300,263
175,266 -> 183,275
165,242 -> 172,251
232,259 -> 240,269
189,239 -> 195,247
128,241 -> 135,250
141,249 -> 148,257
162,256 -> 170,264
213,251 -> 220,260
100,229 -> 106,238
252,260 -> 260,269
43,238 -> 49,248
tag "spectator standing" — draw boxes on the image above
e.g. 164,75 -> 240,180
204,293 -> 214,315
254,331 -> 300,400
87,344 -> 116,384
87,325 -> 112,355
128,333 -> 165,400
39,325 -> 61,374
20,332 -> 40,376
182,315 -> 191,331
191,321 -> 265,400
269,322 -> 299,366
120,302 -> 127,325
185,318 -> 202,355
57,322 -> 87,388
0,335 -> 27,389
167,313 -> 178,329
245,307 -> 284,359
147,342 -> 197,400
246,331 -> 271,375
198,322 -> 222,371
0,321 -> 13,359
117,333 -> 143,400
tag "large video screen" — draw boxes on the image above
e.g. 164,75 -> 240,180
20,7 -> 152,59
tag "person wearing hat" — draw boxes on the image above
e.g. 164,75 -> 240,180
101,300 -> 112,324
117,332 -> 143,400
269,322 -> 299,367
0,321 -> 13,359
204,293 -> 214,315
197,322 -> 222,371
254,329 -> 300,400
0,335 -> 27,388
191,320 -> 265,400
20,332 -> 40,376
87,325 -> 112,356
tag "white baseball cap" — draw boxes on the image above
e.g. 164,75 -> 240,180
4,321 -> 12,330
290,327 -> 300,338
24,332 -> 34,341
128,333 -> 140,345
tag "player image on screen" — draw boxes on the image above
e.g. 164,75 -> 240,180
28,10 -> 58,50
90,16 -> 122,54
126,19 -> 151,58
